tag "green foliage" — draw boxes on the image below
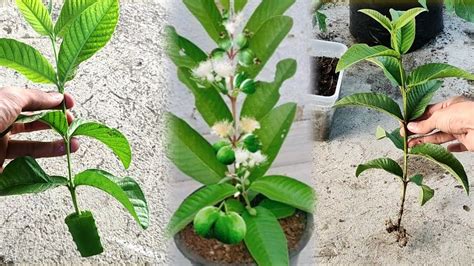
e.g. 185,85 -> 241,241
259,199 -> 296,219
376,126 -> 404,150
336,44 -> 400,72
409,174 -> 435,206
16,0 -> 54,36
407,63 -> 474,88
245,0 -> 295,33
165,26 -> 207,69
16,110 -> 69,136
182,0 -> 226,43
356,158 -> 403,179
54,0 -> 99,37
334,93 -> 404,121
406,80 -> 443,120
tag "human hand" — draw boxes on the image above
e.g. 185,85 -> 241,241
0,87 -> 79,171
407,96 -> 474,152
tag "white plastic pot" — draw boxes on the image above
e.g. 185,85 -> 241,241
305,39 -> 347,141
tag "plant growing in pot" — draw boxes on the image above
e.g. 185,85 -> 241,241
165,0 -> 316,265
0,0 -> 149,257
335,7 -> 473,246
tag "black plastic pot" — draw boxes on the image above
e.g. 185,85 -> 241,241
174,212 -> 314,266
350,0 -> 444,52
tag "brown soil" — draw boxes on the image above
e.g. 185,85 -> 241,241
178,211 -> 307,265
312,56 -> 340,96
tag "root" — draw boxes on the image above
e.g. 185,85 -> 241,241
385,219 -> 408,247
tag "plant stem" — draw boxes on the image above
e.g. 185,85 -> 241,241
397,56 -> 408,230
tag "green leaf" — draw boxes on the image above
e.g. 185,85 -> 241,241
393,8 -> 426,29
234,0 -> 248,12
74,169 -> 149,229
410,175 -> 434,206
250,175 -> 315,213
336,44 -> 399,72
259,198 -> 296,219
243,16 -> 293,78
57,0 -> 119,84
178,67 -> 233,126
248,103 -> 296,181
0,39 -> 56,84
243,207 -> 289,266
0,157 -> 67,196
54,0 -> 99,38
406,80 -> 443,120
367,56 -> 403,86
410,143 -> 469,194
407,63 -> 474,88
393,17 -> 416,54
334,93 -> 404,121
359,9 -> 392,32
241,59 -> 296,120
16,0 -> 54,36
314,11 -> 328,32
166,113 -> 228,185
356,158 -> 403,179
68,119 -> 132,169
418,0 -> 428,9
245,0 -> 295,33
376,126 -> 404,150
167,184 -> 237,236
225,198 -> 245,214
182,0 -> 226,43
15,110 -> 68,136
165,26 -> 207,69
452,0 -> 474,22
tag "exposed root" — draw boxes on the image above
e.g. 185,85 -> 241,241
385,219 -> 408,247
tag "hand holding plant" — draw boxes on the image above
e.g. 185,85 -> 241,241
335,7 -> 473,246
0,0 -> 149,257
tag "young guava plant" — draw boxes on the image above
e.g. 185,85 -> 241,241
335,7 -> 473,246
0,0 -> 149,257
165,0 -> 316,264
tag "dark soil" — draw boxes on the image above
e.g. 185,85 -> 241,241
312,56 -> 340,97
178,211 -> 307,265
385,219 -> 408,247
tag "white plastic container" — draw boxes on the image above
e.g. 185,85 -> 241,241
305,39 -> 347,141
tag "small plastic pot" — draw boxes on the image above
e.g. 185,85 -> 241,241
174,212 -> 314,266
65,211 -> 104,257
349,0 -> 444,52
306,39 -> 347,141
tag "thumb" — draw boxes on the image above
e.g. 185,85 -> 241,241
407,117 -> 437,135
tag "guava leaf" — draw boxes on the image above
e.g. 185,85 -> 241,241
410,175 -> 434,206
410,143 -> 469,194
16,0 -> 54,36
74,169 -> 149,229
245,0 -> 295,33
243,207 -> 289,266
177,67 -> 233,126
54,0 -> 99,37
165,26 -> 207,69
166,113 -> 228,185
452,0 -> 474,22
0,157 -> 67,196
334,93 -> 404,121
314,10 -> 328,32
356,158 -> 404,179
0,39 -> 56,84
406,80 -> 443,120
376,126 -> 404,150
418,0 -> 428,9
393,8 -> 426,29
367,56 -> 403,86
259,199 -> 296,219
58,0 -> 119,83
241,59 -> 297,120
182,0 -> 226,43
394,17 -> 416,54
249,103 -> 297,181
407,63 -> 474,88
243,16 -> 293,79
234,0 -> 248,12
15,110 -> 68,136
68,119 -> 132,169
250,175 -> 315,213
167,184 -> 237,236
336,44 -> 399,72
359,9 -> 392,32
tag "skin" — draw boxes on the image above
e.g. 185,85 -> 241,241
407,96 -> 474,152
0,87 -> 79,172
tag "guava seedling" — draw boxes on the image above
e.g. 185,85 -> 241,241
165,0 -> 316,265
0,0 -> 149,257
335,7 -> 472,246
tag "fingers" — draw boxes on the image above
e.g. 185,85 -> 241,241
0,134 -> 8,169
423,96 -> 469,118
2,87 -> 75,112
407,116 -> 438,135
6,138 -> 80,159
448,143 -> 468,153
408,132 -> 456,148
10,111 -> 75,134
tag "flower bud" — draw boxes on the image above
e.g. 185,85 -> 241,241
233,72 -> 248,88
235,33 -> 248,49
211,48 -> 226,59
238,49 -> 255,67
219,38 -> 232,51
246,207 -> 257,216
216,146 -> 236,165
240,79 -> 256,94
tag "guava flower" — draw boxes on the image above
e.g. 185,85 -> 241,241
224,12 -> 244,35
192,60 -> 214,81
240,117 -> 260,134
250,151 -> 267,166
213,57 -> 235,79
211,120 -> 234,138
235,148 -> 250,168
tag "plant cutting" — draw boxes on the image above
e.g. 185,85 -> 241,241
165,0 -> 316,265
0,0 -> 149,257
335,7 -> 473,246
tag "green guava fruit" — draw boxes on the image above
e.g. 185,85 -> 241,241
214,212 -> 247,244
217,146 -> 236,165
243,134 -> 261,152
193,206 -> 221,238
212,140 -> 231,153
238,49 -> 255,67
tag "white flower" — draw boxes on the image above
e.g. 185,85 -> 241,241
235,148 -> 250,167
224,12 -> 245,35
240,117 -> 260,134
192,60 -> 213,80
211,121 -> 234,138
251,151 -> 267,166
212,57 -> 235,79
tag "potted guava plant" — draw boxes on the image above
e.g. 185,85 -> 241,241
0,0 -> 149,257
165,0 -> 316,265
335,7 -> 473,246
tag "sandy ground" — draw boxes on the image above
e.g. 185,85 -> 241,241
313,4 -> 474,264
0,1 -> 170,264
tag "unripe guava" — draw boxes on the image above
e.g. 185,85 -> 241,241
193,206 -> 221,238
217,146 -> 236,165
214,212 -> 247,244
